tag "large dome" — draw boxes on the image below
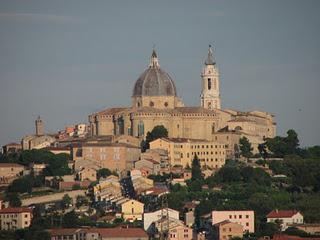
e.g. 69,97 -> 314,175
132,50 -> 177,97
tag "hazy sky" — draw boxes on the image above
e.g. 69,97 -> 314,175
0,0 -> 319,147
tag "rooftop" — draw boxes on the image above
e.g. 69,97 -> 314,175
267,210 -> 300,218
0,207 -> 32,214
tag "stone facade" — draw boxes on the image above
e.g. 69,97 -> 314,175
88,47 -> 276,154
215,220 -> 243,240
150,138 -> 226,169
0,207 -> 32,230
212,210 -> 255,233
73,142 -> 140,173
121,199 -> 144,221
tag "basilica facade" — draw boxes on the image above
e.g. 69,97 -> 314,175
88,46 -> 276,153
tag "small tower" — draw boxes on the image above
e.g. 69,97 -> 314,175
35,116 -> 44,136
200,45 -> 221,109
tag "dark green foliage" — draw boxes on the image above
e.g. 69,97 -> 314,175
97,168 -> 112,179
239,136 -> 253,159
258,222 -> 279,237
265,129 -> 299,157
214,166 -> 241,183
62,211 -> 78,227
61,194 -> 72,209
258,143 -> 268,159
24,227 -> 50,240
191,154 -> 202,181
0,149 -> 71,176
143,125 -> 168,151
7,193 -> 22,207
7,176 -> 33,193
284,227 -> 310,237
76,195 -> 89,208
0,230 -> 18,240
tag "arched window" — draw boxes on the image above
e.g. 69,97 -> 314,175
149,101 -> 154,107
138,121 -> 144,137
208,78 -> 212,90
211,123 -> 215,134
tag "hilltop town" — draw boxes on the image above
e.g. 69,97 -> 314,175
0,47 -> 319,240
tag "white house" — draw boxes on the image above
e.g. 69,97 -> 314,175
266,210 -> 304,231
143,208 -> 179,232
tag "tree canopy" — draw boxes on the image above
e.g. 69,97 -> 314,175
239,136 -> 253,159
142,125 -> 168,151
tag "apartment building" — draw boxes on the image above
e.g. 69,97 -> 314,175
0,207 -> 33,230
212,210 -> 255,233
150,138 -> 226,169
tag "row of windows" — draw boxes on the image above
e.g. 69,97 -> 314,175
192,151 -> 224,156
0,214 -> 28,218
191,145 -> 224,149
229,214 -> 250,219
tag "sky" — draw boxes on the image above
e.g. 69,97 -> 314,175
0,0 -> 319,147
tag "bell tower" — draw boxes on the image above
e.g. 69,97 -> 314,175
200,45 -> 221,109
35,116 -> 44,136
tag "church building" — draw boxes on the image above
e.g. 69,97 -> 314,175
89,46 -> 276,154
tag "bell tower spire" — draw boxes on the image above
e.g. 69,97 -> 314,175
149,47 -> 160,68
200,45 -> 221,109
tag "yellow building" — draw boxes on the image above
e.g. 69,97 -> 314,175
215,220 -> 243,240
72,142 -> 140,173
150,138 -> 226,170
88,47 -> 276,153
121,199 -> 144,221
0,207 -> 33,230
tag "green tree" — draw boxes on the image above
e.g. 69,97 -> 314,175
7,176 -> 33,193
143,125 -> 168,151
76,195 -> 89,208
97,168 -> 112,179
258,143 -> 268,159
7,193 -> 22,207
191,154 -> 202,181
61,194 -> 72,209
62,211 -> 78,227
239,137 -> 253,159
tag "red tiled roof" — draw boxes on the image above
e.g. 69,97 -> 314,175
267,210 -> 300,218
4,142 -> 21,146
0,163 -> 25,168
45,146 -> 70,151
144,158 -> 160,164
0,207 -> 32,214
214,220 -> 232,226
97,227 -> 148,238
183,202 -> 197,209
49,228 -> 80,236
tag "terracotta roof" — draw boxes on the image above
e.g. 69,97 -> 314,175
214,220 -> 232,226
267,210 -> 300,218
144,158 -> 160,164
0,207 -> 32,214
4,142 -> 21,146
183,202 -> 197,209
49,228 -> 80,236
0,163 -> 25,168
97,227 -> 148,238
45,146 -> 70,151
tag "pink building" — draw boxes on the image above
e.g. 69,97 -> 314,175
168,225 -> 193,240
212,210 -> 255,233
